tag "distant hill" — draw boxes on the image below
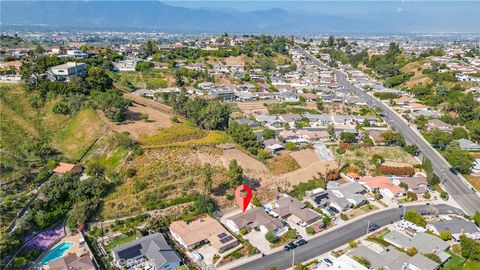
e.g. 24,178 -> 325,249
0,1 -> 380,33
1,1 -> 478,33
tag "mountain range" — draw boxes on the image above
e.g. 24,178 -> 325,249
1,1 -> 479,34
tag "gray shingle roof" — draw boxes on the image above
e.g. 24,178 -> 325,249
430,219 -> 480,234
112,233 -> 180,269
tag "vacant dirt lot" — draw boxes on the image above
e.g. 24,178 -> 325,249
191,145 -> 338,191
100,103 -> 173,140
236,101 -> 269,115
225,56 -> 245,66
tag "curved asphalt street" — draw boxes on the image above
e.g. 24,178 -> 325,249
298,47 -> 480,216
232,204 -> 463,270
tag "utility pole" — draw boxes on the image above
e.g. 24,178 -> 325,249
292,249 -> 295,267
366,220 -> 370,235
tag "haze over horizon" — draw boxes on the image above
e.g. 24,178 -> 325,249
1,0 -> 479,34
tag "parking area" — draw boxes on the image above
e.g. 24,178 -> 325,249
188,244 -> 217,268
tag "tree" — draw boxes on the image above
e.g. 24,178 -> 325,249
144,40 -> 158,56
406,247 -> 417,256
263,128 -> 276,140
466,120 -> 480,143
452,127 -> 469,140
327,124 -> 335,139
85,161 -> 105,177
204,163 -> 213,195
443,142 -> 474,174
403,144 -> 419,156
473,212 -> 480,227
327,35 -> 335,47
285,142 -> 297,151
86,66 -> 113,91
194,195 -> 215,214
440,231 -> 452,241
371,154 -> 384,165
340,132 -> 357,143
52,102 -> 70,115
316,99 -> 324,111
265,231 -> 278,243
460,234 -> 476,258
349,240 -> 358,248
135,61 -> 154,71
34,44 -> 44,54
399,182 -> 409,191
381,130 -> 405,146
404,209 -> 427,227
228,122 -> 262,155
430,129 -> 452,149
458,93 -> 480,123
93,89 -> 131,122
228,160 -> 243,187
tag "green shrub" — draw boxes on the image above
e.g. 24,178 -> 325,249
336,148 -> 346,154
341,214 -> 348,221
265,231 -> 278,243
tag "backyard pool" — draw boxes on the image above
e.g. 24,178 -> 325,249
39,241 -> 74,266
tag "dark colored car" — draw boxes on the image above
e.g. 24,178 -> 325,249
295,239 -> 307,246
369,224 -> 380,231
284,242 -> 297,251
329,206 -> 339,214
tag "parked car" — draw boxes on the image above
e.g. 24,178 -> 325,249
284,242 -> 297,251
295,239 -> 307,246
369,224 -> 380,231
321,258 -> 333,267
329,206 -> 339,214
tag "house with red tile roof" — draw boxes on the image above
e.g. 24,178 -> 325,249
359,176 -> 404,198
52,162 -> 83,175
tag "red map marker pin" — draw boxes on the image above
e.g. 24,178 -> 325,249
235,184 -> 253,212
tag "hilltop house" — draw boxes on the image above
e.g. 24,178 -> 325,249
47,62 -> 87,82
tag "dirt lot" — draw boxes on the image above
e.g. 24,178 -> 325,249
191,145 -> 338,192
99,103 -> 174,140
236,101 -> 269,115
225,56 -> 245,66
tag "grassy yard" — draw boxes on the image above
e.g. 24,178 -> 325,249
53,109 -> 105,160
441,252 -> 466,270
105,233 -> 138,252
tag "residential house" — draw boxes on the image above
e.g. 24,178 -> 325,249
271,195 -> 323,226
426,119 -> 454,132
394,175 -> 429,195
279,114 -> 302,128
254,115 -> 285,128
279,130 -> 299,141
456,138 -> 480,151
302,113 -> 332,126
225,207 -> 287,236
306,190 -> 330,209
113,59 -> 141,71
404,102 -> 431,111
327,182 -> 368,208
296,130 -> 330,143
47,253 -> 95,270
47,62 -> 87,82
112,233 -> 181,270
383,230 -> 450,264
367,129 -> 386,145
360,176 -> 404,198
53,162 -> 83,175
264,139 -> 284,154
169,216 -> 238,253
428,219 -> 480,241
236,118 -> 260,128
346,172 -> 361,182
406,254 -> 440,270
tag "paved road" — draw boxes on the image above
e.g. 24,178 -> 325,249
232,204 -> 463,270
298,47 -> 480,216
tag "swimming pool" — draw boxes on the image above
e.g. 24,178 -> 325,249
39,241 -> 74,266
